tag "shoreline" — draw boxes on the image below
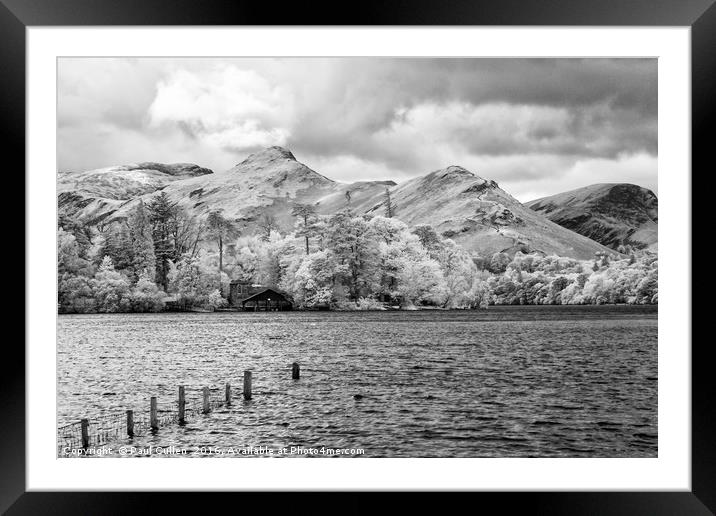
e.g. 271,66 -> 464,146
57,303 -> 658,315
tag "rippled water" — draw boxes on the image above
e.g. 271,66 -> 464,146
57,306 -> 657,458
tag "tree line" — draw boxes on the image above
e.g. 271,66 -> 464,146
57,193 -> 657,313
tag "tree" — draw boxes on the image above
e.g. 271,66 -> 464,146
98,222 -> 133,272
369,216 -> 406,245
58,274 -> 97,313
207,210 -> 238,289
58,228 -> 93,277
229,235 -> 266,283
326,211 -> 381,300
257,213 -> 278,241
368,217 -> 410,297
582,273 -> 616,305
383,187 -> 397,218
172,209 -> 204,258
548,276 -> 570,304
394,250 -> 446,307
147,192 -> 179,291
412,225 -> 441,252
436,239 -> 478,308
635,268 -> 658,304
128,269 -> 166,312
291,203 -> 317,255
92,256 -> 132,312
58,228 -> 96,313
168,250 -> 228,310
58,214 -> 93,258
310,216 -> 330,251
488,252 -> 511,274
126,201 -> 156,281
263,233 -> 296,286
280,250 -> 337,308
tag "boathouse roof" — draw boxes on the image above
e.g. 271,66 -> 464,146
240,287 -> 293,303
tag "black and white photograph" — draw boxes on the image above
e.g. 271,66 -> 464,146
56,57 -> 658,459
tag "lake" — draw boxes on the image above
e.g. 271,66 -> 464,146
57,305 -> 658,458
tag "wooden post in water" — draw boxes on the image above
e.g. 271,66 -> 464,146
292,362 -> 300,380
225,382 -> 231,406
126,410 -> 134,437
243,371 -> 252,400
178,386 -> 186,423
80,418 -> 89,448
203,387 -> 210,414
150,397 -> 158,431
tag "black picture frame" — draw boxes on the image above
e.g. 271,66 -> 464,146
5,0 -> 710,513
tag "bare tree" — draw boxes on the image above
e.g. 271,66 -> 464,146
171,210 -> 204,259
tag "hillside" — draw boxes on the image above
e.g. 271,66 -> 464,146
367,166 -> 616,259
57,147 -> 616,260
525,183 -> 658,250
132,147 -> 394,232
57,162 -> 213,223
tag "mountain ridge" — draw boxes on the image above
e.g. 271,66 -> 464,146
57,161 -> 214,224
57,147 -> 619,260
525,183 -> 658,250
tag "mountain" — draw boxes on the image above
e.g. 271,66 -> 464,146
363,165 -> 616,259
57,162 -> 213,223
57,147 -> 615,260
133,146 -> 395,232
525,184 -> 658,251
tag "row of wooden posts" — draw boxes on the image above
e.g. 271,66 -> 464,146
79,363 -> 301,448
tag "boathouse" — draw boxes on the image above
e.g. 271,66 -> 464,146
229,281 -> 293,311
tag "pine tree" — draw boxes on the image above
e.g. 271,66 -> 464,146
99,223 -> 133,271
147,192 -> 178,291
99,255 -> 115,272
126,201 -> 156,281
383,187 -> 397,218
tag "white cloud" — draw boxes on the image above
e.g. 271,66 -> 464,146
509,152 -> 658,202
299,154 -> 411,184
57,58 -> 657,200
561,152 -> 658,192
148,66 -> 294,152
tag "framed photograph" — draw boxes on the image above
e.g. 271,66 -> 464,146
7,0 -> 712,513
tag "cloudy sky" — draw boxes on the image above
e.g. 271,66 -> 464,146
57,58 -> 657,202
